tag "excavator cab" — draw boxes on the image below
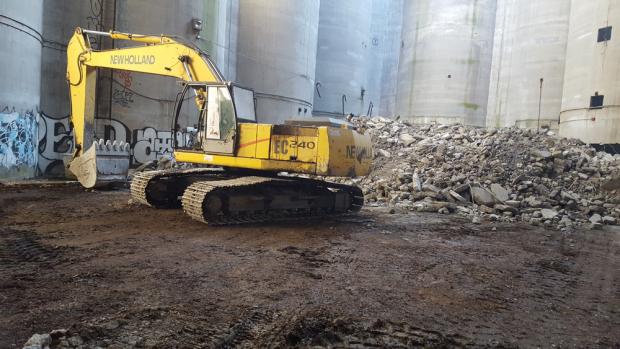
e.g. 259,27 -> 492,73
173,82 -> 256,156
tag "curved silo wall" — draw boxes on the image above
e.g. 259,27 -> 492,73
559,0 -> 620,144
377,0 -> 404,118
40,0 -> 97,117
38,0 -> 99,176
486,0 -> 570,129
97,0 -> 208,165
313,0 -> 373,118
0,0 -> 43,178
395,0 -> 497,126
236,0 -> 319,124
202,0 -> 238,81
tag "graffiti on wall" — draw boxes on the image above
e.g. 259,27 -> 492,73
1,105 -> 18,114
102,119 -> 189,164
86,0 -> 104,49
38,112 -> 73,176
112,89 -> 135,107
0,111 -> 38,175
132,127 -> 188,164
35,113 -> 189,175
0,110 -> 191,177
112,71 -> 135,107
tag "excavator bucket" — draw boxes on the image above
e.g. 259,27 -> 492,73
68,139 -> 131,188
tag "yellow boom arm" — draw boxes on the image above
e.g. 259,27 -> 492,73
66,27 -> 222,157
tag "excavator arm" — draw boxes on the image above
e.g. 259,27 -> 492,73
65,27 -> 222,187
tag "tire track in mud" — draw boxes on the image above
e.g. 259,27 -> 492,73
64,308 -> 470,348
278,245 -> 331,280
209,309 -> 469,348
0,228 -> 66,273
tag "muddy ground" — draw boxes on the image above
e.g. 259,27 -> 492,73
1,183 -> 619,348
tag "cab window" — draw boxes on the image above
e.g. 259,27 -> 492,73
206,86 -> 235,140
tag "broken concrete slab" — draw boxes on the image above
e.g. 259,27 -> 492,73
399,133 -> 416,146
471,186 -> 497,207
490,183 -> 510,202
540,208 -> 558,220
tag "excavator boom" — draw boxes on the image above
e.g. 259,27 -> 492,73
66,27 -> 221,187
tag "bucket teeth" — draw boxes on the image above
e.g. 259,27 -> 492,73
93,139 -> 130,155
70,139 -> 131,188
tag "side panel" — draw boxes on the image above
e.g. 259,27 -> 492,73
269,125 -> 319,162
271,135 -> 298,161
269,134 -> 319,162
316,128 -> 331,174
295,136 -> 319,162
236,123 -> 258,158
175,150 -> 316,173
176,124 -> 371,177
255,124 -> 272,159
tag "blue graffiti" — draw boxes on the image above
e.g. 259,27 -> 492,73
0,111 -> 38,170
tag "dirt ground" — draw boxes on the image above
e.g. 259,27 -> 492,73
1,183 -> 619,348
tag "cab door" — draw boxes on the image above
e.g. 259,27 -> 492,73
202,85 -> 236,155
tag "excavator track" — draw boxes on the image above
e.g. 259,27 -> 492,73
131,169 -> 364,225
181,176 -> 363,225
130,168 -> 226,208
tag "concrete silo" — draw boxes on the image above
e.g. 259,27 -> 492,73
202,0 -> 238,81
38,0 -> 99,176
40,0 -> 98,117
377,0 -> 404,118
395,0 -> 497,126
486,0 -> 571,129
96,0 -> 237,165
236,0 -> 320,124
559,0 -> 620,144
101,0 -> 206,134
313,0 -> 373,118
0,0 -> 43,178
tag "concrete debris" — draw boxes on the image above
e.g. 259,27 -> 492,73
376,149 -> 392,158
399,133 -> 417,146
470,186 -> 497,206
589,213 -> 602,224
490,183 -> 510,202
23,329 -> 89,349
449,190 -> 468,203
22,334 -> 51,349
341,117 -> 620,230
540,208 -> 559,220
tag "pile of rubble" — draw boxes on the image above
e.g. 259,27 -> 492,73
346,117 -> 620,230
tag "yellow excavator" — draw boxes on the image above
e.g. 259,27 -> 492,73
66,27 -> 372,224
